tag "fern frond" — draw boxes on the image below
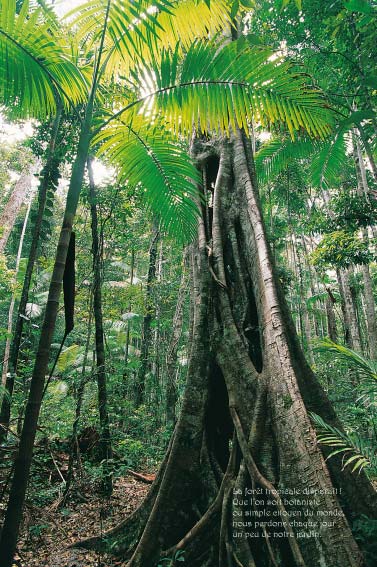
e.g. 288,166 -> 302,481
56,344 -> 83,373
310,412 -> 376,475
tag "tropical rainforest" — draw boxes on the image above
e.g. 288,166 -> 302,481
0,0 -> 377,566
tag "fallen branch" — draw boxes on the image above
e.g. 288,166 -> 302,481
127,470 -> 155,484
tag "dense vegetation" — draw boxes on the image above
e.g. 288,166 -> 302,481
0,0 -> 376,566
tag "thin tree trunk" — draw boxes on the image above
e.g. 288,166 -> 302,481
134,223 -> 159,407
337,267 -> 362,351
87,156 -> 113,497
353,132 -> 377,359
358,124 -> 377,184
0,108 -> 62,445
302,235 -> 322,338
293,233 -> 313,364
78,131 -> 377,567
124,249 -> 135,370
325,294 -> 338,343
361,263 -> 377,359
0,88 -> 95,566
1,195 -> 33,389
151,240 -> 163,409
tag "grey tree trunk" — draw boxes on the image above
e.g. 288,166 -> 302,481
325,293 -> 338,343
361,263 -> 377,359
1,194 -> 33,389
337,267 -> 363,352
353,133 -> 377,359
77,131 -> 377,567
0,165 -> 35,254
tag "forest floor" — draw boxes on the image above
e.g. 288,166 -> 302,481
11,475 -> 150,567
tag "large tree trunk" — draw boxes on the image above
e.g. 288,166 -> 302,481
77,132 -> 377,567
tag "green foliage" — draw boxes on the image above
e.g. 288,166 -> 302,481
0,254 -> 13,301
0,0 -> 87,117
117,37 -> 333,139
315,339 -> 377,385
94,118 -> 201,242
157,550 -> 185,566
256,108 -> 375,189
353,516 -> 377,567
310,412 -> 377,475
310,231 -> 373,270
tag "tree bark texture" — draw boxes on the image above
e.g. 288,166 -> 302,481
77,132 -> 377,567
1,195 -> 33,389
325,294 -> 338,343
352,134 -> 377,359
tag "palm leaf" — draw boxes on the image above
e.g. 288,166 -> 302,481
255,137 -> 317,184
94,116 -> 200,242
0,0 -> 87,117
310,412 -> 377,475
314,338 -> 377,385
66,0 -> 230,79
256,109 -> 374,186
310,132 -> 348,188
106,38 -> 333,139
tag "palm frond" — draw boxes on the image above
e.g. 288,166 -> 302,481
255,137 -> 317,184
0,0 -> 87,117
93,116 -> 200,242
109,38 -> 333,139
314,338 -> 377,384
310,132 -> 348,188
66,0 -> 230,78
310,412 -> 377,475
256,109 -> 373,187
